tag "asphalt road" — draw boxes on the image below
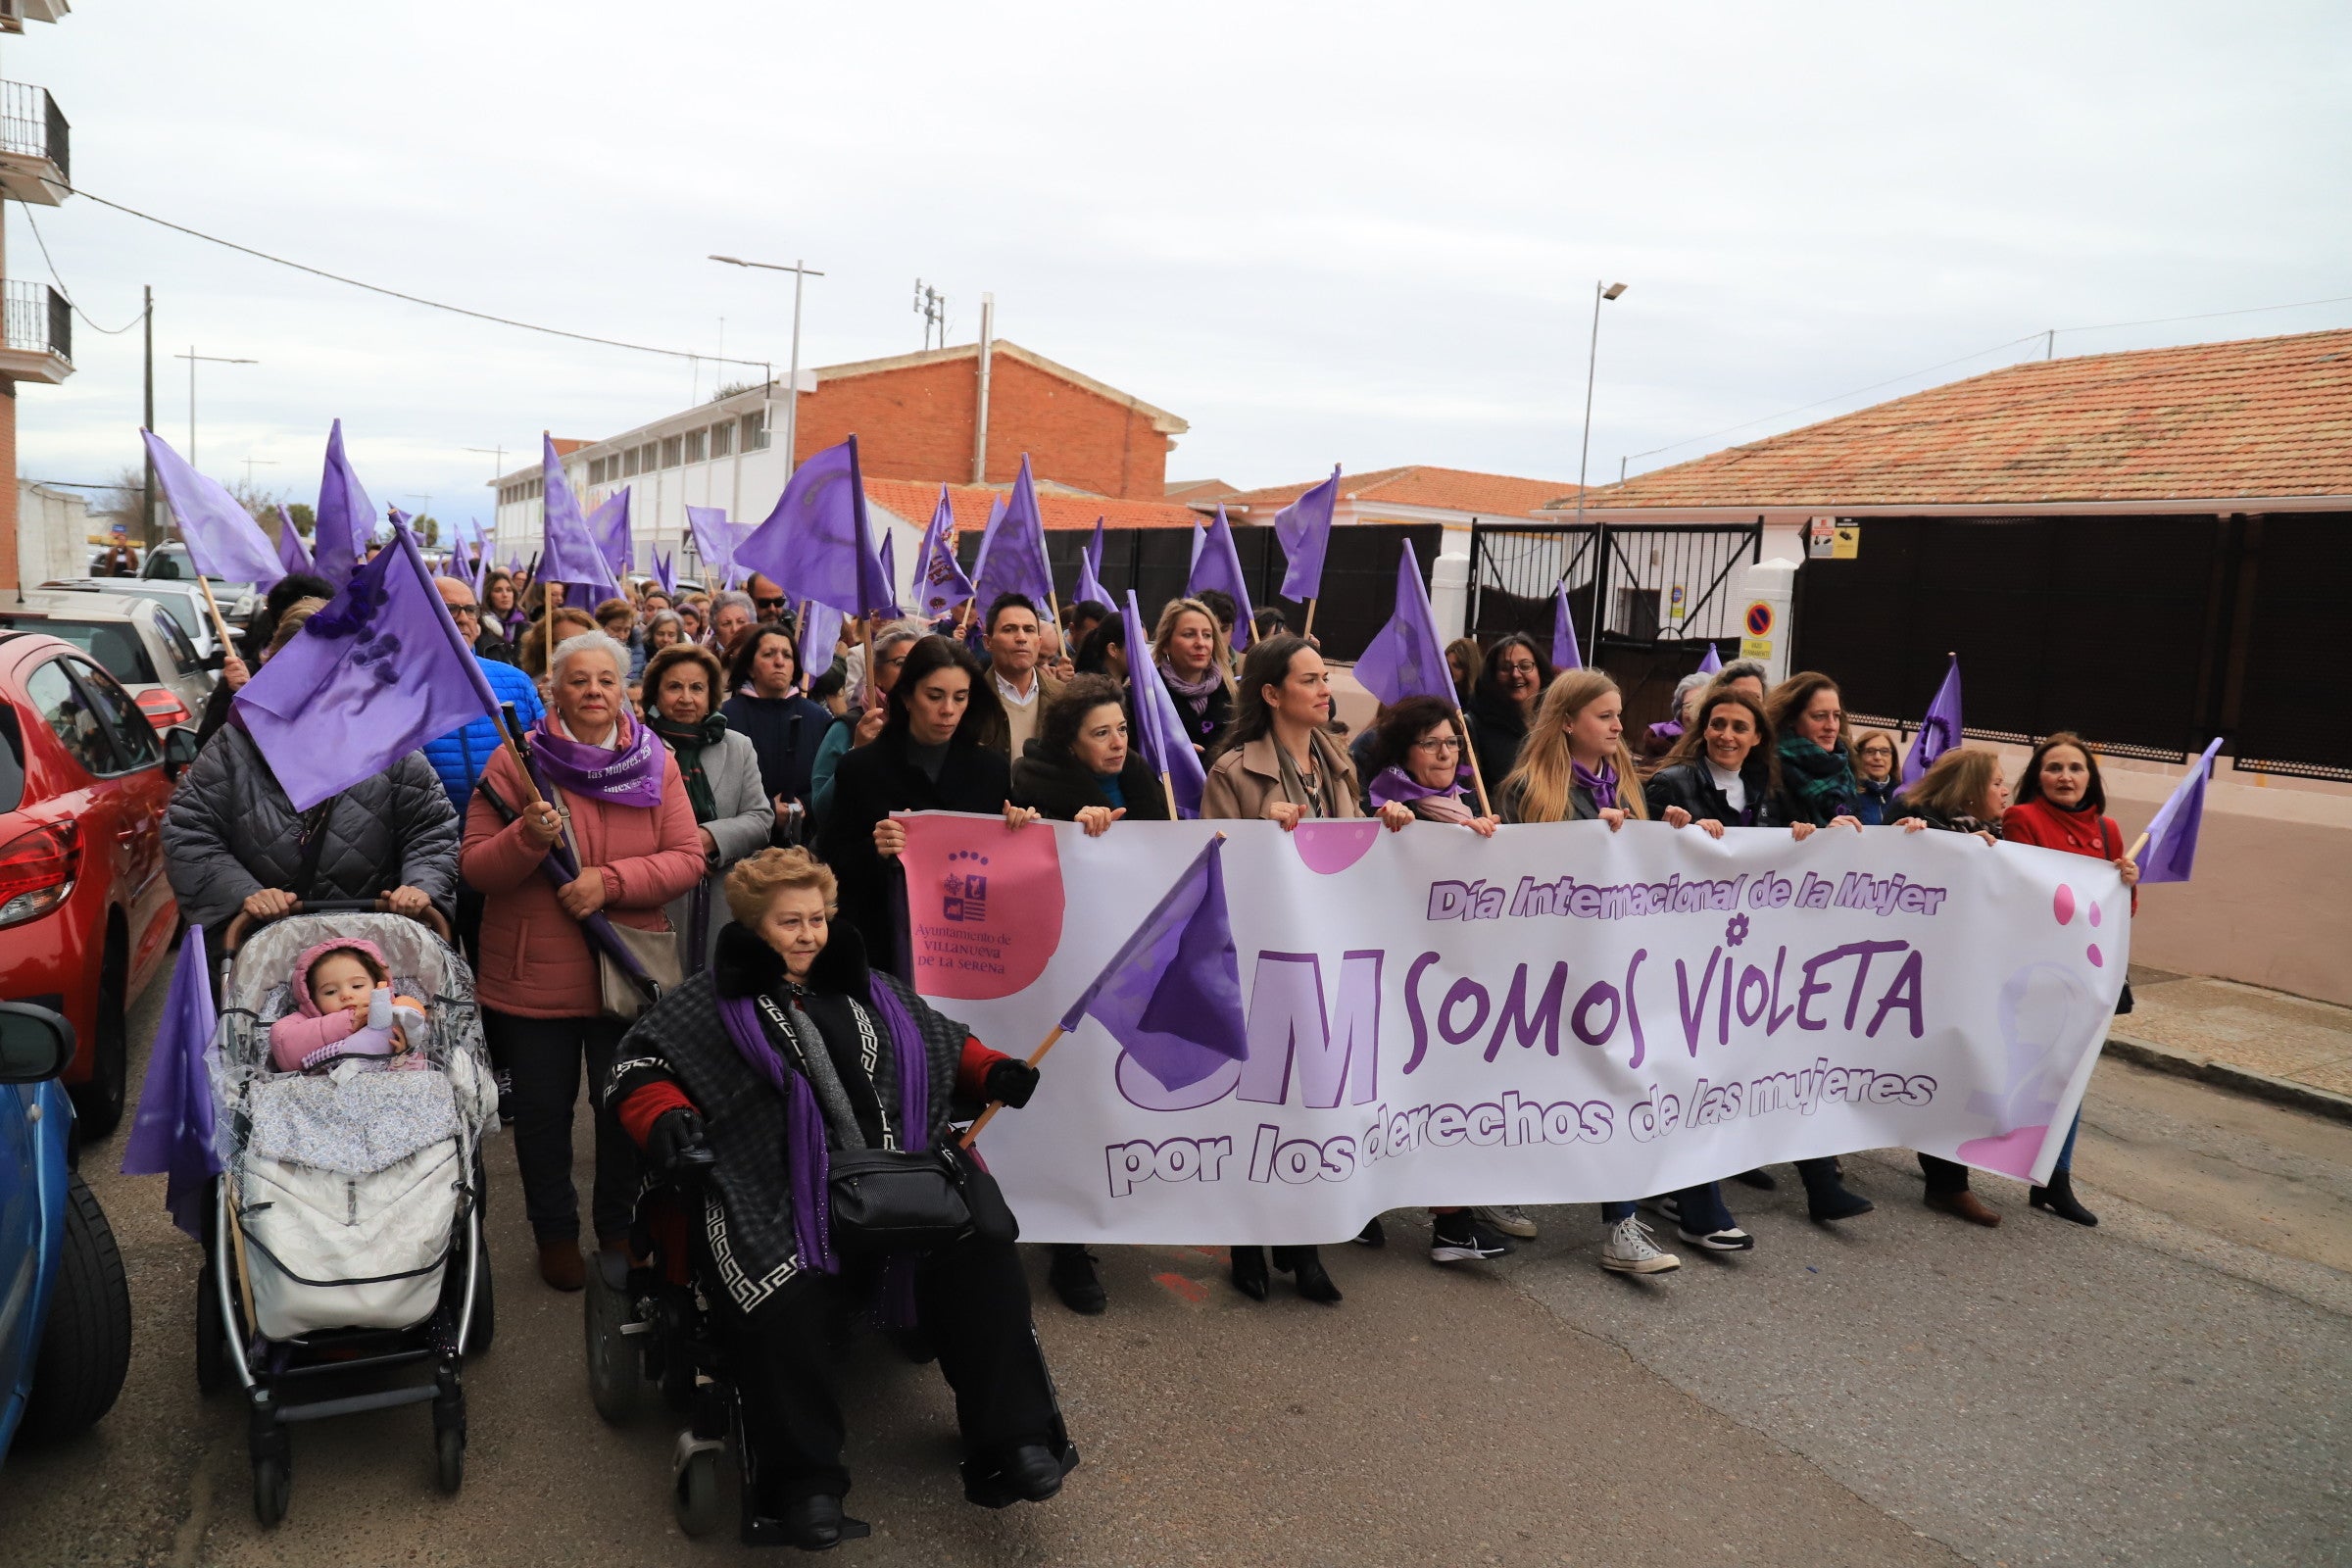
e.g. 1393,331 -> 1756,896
5,966 -> 2346,1568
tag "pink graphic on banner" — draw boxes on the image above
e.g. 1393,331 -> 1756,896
1954,1124 -> 2051,1177
897,814 -> 1064,1000
2052,883 -> 2076,925
1291,820 -> 1381,875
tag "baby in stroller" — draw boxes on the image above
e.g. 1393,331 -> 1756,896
268,939 -> 433,1073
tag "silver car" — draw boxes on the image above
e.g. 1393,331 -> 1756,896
1,593 -> 218,734
42,576 -> 234,662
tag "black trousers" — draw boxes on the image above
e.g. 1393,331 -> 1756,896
1919,1152 -> 1973,1196
483,1009 -> 634,1243
707,1233 -> 1059,1502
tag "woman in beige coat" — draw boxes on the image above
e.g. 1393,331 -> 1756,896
1200,635 -> 1411,1306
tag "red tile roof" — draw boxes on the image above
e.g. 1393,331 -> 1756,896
1580,328 -> 2352,511
1219,466 -> 1578,517
1164,478 -> 1241,503
862,478 -> 1201,534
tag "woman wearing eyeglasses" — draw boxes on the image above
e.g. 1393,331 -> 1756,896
1464,634 -> 1554,790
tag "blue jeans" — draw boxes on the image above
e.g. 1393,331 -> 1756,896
1600,1183 -> 1733,1231
2054,1110 -> 2081,1174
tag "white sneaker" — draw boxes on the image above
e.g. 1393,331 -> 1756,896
1599,1216 -> 1681,1274
1473,1204 -> 1539,1239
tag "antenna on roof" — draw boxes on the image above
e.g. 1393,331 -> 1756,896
914,279 -> 949,351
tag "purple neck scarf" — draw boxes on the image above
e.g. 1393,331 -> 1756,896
714,968 -> 935,1278
1367,761 -> 1472,810
1573,758 -> 1620,810
532,712 -> 665,808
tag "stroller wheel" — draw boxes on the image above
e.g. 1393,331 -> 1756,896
435,1425 -> 466,1494
673,1445 -> 723,1538
252,1456 -> 291,1528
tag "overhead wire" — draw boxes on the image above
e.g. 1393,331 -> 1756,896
62,184 -> 773,370
19,205 -> 146,334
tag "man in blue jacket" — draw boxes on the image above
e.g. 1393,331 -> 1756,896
425,576 -> 545,961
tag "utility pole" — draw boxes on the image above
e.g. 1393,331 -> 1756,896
175,347 -> 258,468
140,285 -> 156,546
970,292 -> 996,485
709,255 -> 823,467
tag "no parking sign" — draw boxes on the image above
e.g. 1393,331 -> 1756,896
1740,599 -> 1775,661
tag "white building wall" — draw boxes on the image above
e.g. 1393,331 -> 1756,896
16,479 -> 92,585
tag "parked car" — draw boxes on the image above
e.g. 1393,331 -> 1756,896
0,630 -> 179,1135
0,596 -> 217,735
41,576 -> 233,662
138,543 -> 260,621
0,1001 -> 134,1458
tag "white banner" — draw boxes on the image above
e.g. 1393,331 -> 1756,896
899,814 -> 2128,1245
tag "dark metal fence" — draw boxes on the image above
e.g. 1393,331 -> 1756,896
3,279 -> 69,364
956,521 -> 1444,662
1467,519 -> 1762,733
1789,512 -> 2352,781
0,81 -> 68,181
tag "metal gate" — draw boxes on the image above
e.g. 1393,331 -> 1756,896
1468,519 -> 1762,729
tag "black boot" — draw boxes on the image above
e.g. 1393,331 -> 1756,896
2031,1170 -> 2099,1227
1047,1245 -> 1106,1315
1733,1167 -> 1778,1191
1230,1245 -> 1269,1300
765,1493 -> 870,1551
1272,1245 -> 1342,1304
1797,1156 -> 1874,1222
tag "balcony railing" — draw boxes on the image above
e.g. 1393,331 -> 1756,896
0,80 -> 68,183
4,279 -> 72,366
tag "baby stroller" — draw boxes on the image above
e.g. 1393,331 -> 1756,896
583,1173 -> 1078,1545
196,901 -> 498,1527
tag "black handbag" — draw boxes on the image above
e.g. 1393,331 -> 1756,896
826,1149 -> 972,1254
824,1142 -> 1020,1253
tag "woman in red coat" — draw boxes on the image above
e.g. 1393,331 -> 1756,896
2000,731 -> 2141,1227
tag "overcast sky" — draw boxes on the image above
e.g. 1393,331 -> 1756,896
13,1 -> 2350,522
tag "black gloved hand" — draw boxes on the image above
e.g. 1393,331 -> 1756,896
983,1058 -> 1040,1109
645,1106 -> 713,1180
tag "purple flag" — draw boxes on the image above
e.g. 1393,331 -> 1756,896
653,548 -> 677,600
1187,506 -> 1254,651
1899,655 -> 1964,787
799,602 -> 844,689
971,455 -> 1055,610
739,436 -> 893,614
2137,737 -> 2224,885
1697,643 -> 1722,674
274,506 -> 314,578
587,487 -> 633,577
119,926 -> 221,1240
1353,541 -> 1452,708
1074,517 -> 1110,608
235,519 -> 505,811
687,505 -> 741,589
877,531 -> 901,617
1551,582 -> 1584,671
1125,588 -> 1205,818
1058,835 -> 1247,1093
1274,465 -> 1340,602
536,434 -> 618,609
313,418 -> 374,588
472,530 -> 493,597
913,487 -> 975,616
142,431 -> 284,588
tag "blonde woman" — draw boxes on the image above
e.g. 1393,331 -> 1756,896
1151,597 -> 1234,757
1495,668 -> 1650,830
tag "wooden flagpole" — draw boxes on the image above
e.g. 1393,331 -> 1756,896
1300,598 -> 1317,644
1454,705 -> 1494,817
194,574 -> 238,659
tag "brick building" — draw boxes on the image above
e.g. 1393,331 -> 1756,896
0,3 -> 75,592
488,338 -> 1189,576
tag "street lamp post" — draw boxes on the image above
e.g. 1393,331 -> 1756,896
710,255 -> 823,467
173,348 -> 258,468
1572,281 -> 1627,531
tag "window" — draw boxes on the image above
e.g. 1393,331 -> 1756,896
622,448 -> 640,478
710,420 -> 733,459
684,428 -> 707,465
36,618 -> 158,686
67,658 -> 159,770
662,435 -> 683,468
24,658 -> 116,776
150,606 -> 204,677
741,413 -> 768,452
639,442 -> 659,473
588,457 -> 607,485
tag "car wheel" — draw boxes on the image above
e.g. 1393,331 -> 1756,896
18,1172 -> 133,1443
68,936 -> 129,1139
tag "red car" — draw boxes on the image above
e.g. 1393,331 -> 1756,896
0,630 -> 178,1137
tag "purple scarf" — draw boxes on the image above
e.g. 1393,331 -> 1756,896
1573,759 -> 1620,811
1367,761 -> 1473,811
531,713 -> 665,808
1157,659 -> 1223,717
714,971 -> 935,1278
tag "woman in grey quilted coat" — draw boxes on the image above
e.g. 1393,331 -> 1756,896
639,643 -> 774,969
163,598 -> 460,956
